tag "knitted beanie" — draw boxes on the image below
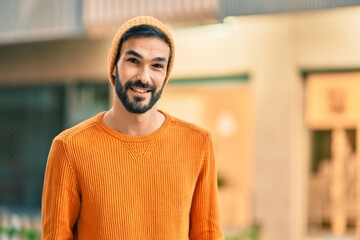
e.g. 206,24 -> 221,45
108,16 -> 175,86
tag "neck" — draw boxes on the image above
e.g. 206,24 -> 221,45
103,99 -> 165,136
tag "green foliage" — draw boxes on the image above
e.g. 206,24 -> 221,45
225,226 -> 261,240
217,174 -> 226,188
0,226 -> 40,240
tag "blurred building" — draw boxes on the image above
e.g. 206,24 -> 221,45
1,1 -> 360,240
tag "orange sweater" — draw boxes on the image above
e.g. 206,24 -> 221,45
42,111 -> 224,240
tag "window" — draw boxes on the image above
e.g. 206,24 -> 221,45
0,85 -> 65,209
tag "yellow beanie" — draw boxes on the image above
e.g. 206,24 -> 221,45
108,16 -> 175,86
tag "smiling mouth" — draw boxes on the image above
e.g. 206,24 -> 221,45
130,86 -> 151,93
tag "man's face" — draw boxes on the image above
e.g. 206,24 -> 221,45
114,37 -> 170,114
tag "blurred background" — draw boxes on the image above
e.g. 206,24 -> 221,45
1,0 -> 360,239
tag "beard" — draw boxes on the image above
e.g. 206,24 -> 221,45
114,69 -> 163,114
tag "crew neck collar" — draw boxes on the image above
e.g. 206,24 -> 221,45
96,110 -> 172,142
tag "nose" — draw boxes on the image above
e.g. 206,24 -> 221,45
137,66 -> 151,83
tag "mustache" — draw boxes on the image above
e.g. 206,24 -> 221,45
125,80 -> 156,92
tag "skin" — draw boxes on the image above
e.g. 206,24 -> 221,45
103,37 -> 171,136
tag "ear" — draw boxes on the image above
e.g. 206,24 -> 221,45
112,66 -> 116,77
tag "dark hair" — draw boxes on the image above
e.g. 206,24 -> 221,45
115,24 -> 171,64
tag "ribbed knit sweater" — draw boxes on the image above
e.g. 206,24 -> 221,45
42,111 -> 224,240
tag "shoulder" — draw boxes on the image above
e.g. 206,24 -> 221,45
54,112 -> 102,143
164,111 -> 212,141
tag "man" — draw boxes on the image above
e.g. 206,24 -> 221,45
42,16 -> 224,239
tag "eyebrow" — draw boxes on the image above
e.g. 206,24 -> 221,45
125,50 -> 168,63
152,57 -> 168,63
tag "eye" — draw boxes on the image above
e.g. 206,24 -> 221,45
153,63 -> 164,69
127,58 -> 139,64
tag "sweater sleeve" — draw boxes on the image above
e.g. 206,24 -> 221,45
41,138 -> 81,240
189,134 -> 224,240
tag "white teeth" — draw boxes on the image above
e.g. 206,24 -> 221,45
132,87 -> 148,93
